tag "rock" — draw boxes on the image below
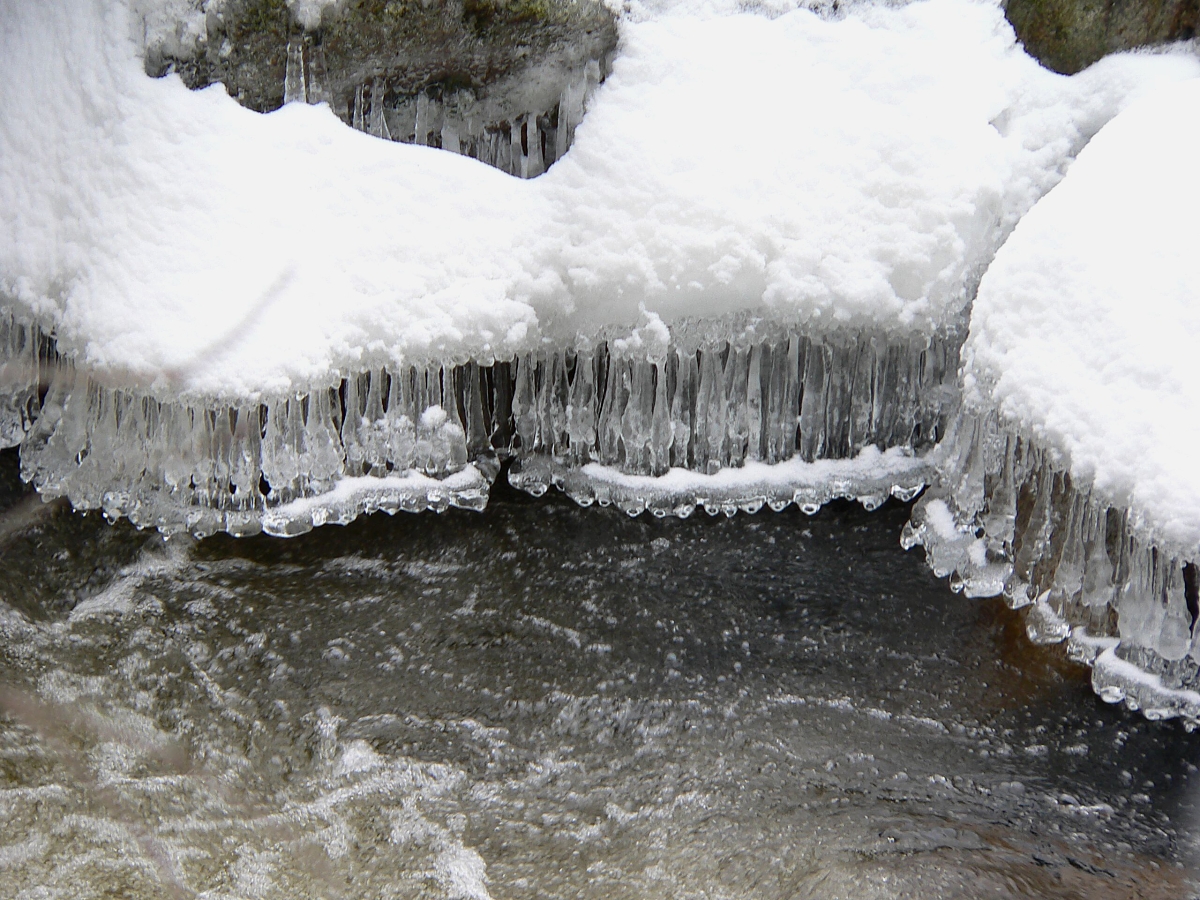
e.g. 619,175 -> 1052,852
1005,0 -> 1199,74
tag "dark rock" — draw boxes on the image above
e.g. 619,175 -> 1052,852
1005,0 -> 1199,74
152,0 -> 617,117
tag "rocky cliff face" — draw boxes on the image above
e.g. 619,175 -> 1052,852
1005,0 -> 1198,73
150,0 -> 617,120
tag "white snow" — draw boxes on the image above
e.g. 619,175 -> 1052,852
1092,645 -> 1200,719
965,78 -> 1200,554
3,0 -> 1197,401
578,445 -> 926,495
260,464 -> 491,534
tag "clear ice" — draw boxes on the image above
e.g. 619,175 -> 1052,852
283,32 -> 604,178
7,304 -> 1200,725
903,410 -> 1200,728
0,312 -> 955,536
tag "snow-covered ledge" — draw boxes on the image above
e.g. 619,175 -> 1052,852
904,80 -> 1200,727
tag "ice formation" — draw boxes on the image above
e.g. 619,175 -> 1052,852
3,0 -> 1200,720
330,59 -> 604,179
2,318 -> 952,534
904,80 -> 1200,725
277,3 -> 611,178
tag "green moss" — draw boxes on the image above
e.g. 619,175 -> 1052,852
463,0 -> 552,31
236,0 -> 290,34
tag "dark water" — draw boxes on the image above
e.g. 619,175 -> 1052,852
0,448 -> 1196,899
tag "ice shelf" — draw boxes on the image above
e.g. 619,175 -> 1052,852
904,409 -> 1200,728
7,310 -> 1200,726
0,313 -> 955,537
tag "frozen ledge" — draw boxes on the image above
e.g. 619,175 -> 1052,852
903,409 -> 1200,729
0,313 -> 958,536
7,311 -> 1200,725
261,465 -> 492,537
510,447 -> 929,518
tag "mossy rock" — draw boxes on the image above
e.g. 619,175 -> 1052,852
155,0 -> 617,116
1005,0 -> 1198,73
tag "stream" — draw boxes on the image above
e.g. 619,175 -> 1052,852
0,448 -> 1195,899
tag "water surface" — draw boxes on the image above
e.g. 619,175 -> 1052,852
0,449 -> 1196,899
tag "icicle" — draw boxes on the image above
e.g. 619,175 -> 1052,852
284,36 -> 306,105
442,120 -> 460,154
1007,455 -> 1054,609
692,347 -> 717,473
510,116 -> 524,177
0,317 -> 40,446
523,113 -> 545,178
745,343 -> 765,463
1081,506 -> 1115,608
302,388 -> 345,493
618,360 -> 651,473
462,363 -> 492,463
415,92 -> 430,145
1117,544 -> 1157,648
362,368 -> 389,474
781,335 -> 802,464
306,39 -> 329,106
799,340 -> 828,462
650,357 -> 673,476
1156,558 -> 1192,661
1050,490 -> 1087,604
369,78 -> 389,140
822,340 -> 853,458
670,349 -> 696,470
513,353 -> 538,454
490,360 -> 514,455
353,84 -> 366,131
567,348 -> 596,466
385,366 -> 416,473
341,372 -> 366,476
547,351 -> 570,460
725,346 -> 749,468
10,324 -> 973,537
596,353 -> 624,465
442,367 -> 469,473
981,432 -> 1017,552
847,337 -> 875,454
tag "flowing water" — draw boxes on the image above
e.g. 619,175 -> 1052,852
0,447 -> 1196,899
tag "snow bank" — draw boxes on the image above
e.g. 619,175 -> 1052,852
965,78 -> 1200,554
3,0 -> 1197,400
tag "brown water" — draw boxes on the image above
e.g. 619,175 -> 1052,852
0,448 -> 1196,899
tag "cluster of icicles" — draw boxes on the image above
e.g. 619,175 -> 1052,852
6,310 -> 1200,725
905,412 -> 1200,726
0,313 -> 954,536
284,32 -> 602,179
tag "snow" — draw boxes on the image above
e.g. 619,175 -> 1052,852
578,445 -> 925,498
965,78 -> 1200,555
1092,645 -> 1200,720
261,464 -> 492,535
509,444 -> 931,518
4,0 -> 1197,402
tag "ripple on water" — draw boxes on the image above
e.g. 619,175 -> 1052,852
0,450 -> 1196,898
